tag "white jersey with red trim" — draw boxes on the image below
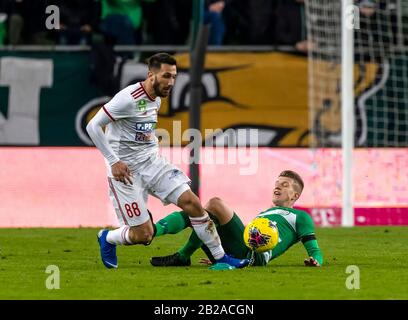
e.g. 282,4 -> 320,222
102,82 -> 161,174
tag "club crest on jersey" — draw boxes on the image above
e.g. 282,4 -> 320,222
137,99 -> 147,112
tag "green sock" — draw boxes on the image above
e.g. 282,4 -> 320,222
178,231 -> 203,261
155,211 -> 190,237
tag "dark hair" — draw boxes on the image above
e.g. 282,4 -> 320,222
279,170 -> 304,193
147,53 -> 177,70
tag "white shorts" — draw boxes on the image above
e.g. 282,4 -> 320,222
107,155 -> 191,227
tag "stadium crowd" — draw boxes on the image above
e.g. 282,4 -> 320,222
0,0 -> 394,55
0,0 -> 308,48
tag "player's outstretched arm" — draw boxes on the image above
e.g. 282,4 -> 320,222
296,211 -> 323,267
302,237 -> 323,267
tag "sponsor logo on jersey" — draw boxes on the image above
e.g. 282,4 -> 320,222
135,122 -> 156,142
135,122 -> 156,132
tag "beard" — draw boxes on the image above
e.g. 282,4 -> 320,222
153,77 -> 170,97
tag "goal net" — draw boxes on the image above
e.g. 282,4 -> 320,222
304,0 -> 408,226
306,0 -> 408,147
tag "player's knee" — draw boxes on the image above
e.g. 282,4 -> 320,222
205,197 -> 223,214
128,228 -> 153,244
134,231 -> 153,245
140,232 -> 153,245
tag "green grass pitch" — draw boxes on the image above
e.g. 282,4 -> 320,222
0,227 -> 407,300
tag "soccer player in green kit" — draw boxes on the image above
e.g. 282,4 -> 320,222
150,170 -> 323,267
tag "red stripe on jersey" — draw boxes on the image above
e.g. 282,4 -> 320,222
140,82 -> 155,101
131,87 -> 143,96
108,178 -> 129,226
131,89 -> 144,96
131,90 -> 143,97
132,91 -> 144,100
102,106 -> 116,122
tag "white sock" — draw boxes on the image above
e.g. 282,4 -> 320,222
106,226 -> 132,245
189,213 -> 225,260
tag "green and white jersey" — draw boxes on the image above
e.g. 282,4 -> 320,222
251,206 -> 316,266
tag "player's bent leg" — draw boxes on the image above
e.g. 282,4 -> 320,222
151,167 -> 249,269
204,197 -> 234,225
176,189 -> 204,217
150,252 -> 191,267
151,212 -> 250,268
98,177 -> 153,268
176,190 -> 224,258
106,176 -> 152,245
98,220 -> 154,269
199,212 -> 249,267
217,212 -> 248,259
154,211 -> 190,237
128,219 -> 155,245
177,190 -> 249,268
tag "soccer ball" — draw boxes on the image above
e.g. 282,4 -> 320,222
243,218 -> 279,253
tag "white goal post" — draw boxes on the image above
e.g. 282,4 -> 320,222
341,0 -> 355,227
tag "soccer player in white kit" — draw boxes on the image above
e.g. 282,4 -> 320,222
86,53 -> 249,269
